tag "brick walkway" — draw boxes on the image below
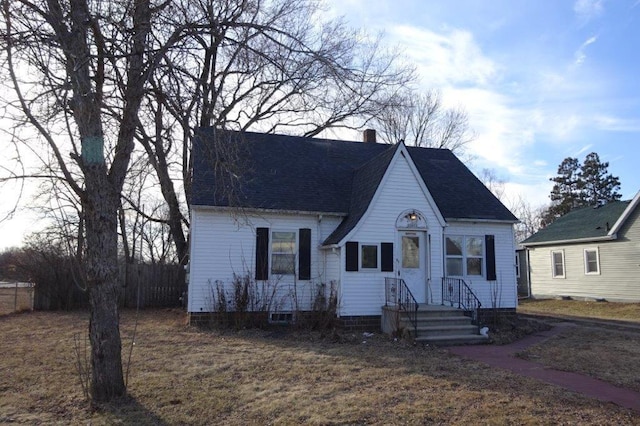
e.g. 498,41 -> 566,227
448,323 -> 640,413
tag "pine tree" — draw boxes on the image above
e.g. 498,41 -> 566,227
541,153 -> 621,226
579,152 -> 622,206
541,157 -> 581,225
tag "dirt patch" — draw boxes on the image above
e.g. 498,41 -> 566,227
485,315 -> 553,345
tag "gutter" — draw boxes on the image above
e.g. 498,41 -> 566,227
522,234 -> 617,247
191,204 -> 347,217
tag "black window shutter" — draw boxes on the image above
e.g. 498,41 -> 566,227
345,241 -> 358,271
485,235 -> 496,281
298,228 -> 311,280
381,242 -> 394,272
255,227 -> 269,280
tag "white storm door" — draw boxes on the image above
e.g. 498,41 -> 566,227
400,231 -> 426,303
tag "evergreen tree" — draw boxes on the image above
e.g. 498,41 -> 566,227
541,153 -> 621,226
542,157 -> 581,225
579,152 -> 622,206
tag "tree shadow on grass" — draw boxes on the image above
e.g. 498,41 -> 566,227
93,395 -> 169,425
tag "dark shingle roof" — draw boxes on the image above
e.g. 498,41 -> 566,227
521,201 -> 631,245
192,129 -> 517,244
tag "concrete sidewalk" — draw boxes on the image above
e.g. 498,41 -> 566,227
448,323 -> 640,413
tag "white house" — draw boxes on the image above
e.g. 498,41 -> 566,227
187,129 -> 518,335
521,191 -> 640,302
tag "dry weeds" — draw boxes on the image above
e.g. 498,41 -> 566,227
519,298 -> 640,322
0,309 -> 638,425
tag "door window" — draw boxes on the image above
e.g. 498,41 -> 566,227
402,236 -> 420,268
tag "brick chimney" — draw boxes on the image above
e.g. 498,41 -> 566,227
363,129 -> 376,143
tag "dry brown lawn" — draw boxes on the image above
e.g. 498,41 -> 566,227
519,325 -> 640,393
1,309 -> 639,425
518,298 -> 640,322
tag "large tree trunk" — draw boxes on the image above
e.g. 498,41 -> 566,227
84,164 -> 126,402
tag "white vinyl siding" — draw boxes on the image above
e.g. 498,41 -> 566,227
339,151 -> 445,316
188,208 -> 342,313
445,222 -> 517,309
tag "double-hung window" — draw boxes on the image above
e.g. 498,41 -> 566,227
445,236 -> 484,277
584,248 -> 600,275
551,250 -> 565,278
271,231 -> 296,275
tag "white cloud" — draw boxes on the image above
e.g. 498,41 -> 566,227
574,0 -> 604,23
592,115 -> 640,132
574,36 -> 597,66
389,25 -> 497,87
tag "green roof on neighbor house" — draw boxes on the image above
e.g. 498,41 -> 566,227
521,200 -> 631,246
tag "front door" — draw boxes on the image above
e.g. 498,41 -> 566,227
399,231 -> 426,303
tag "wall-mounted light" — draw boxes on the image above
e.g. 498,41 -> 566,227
408,211 -> 418,221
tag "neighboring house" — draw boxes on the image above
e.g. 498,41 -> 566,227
187,129 -> 518,331
521,191 -> 640,302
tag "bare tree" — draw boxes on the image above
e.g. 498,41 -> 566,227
131,0 -> 414,264
510,196 -> 545,243
478,168 -> 507,202
374,89 -> 474,155
0,0 -> 189,403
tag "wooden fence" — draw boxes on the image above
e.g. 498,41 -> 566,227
33,263 -> 185,310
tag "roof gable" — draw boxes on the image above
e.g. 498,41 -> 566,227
191,129 -> 518,229
522,199 -> 635,246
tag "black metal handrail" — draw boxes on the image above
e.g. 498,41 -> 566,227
385,277 -> 418,335
441,277 -> 482,324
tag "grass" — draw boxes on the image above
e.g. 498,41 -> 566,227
518,326 -> 640,393
518,298 -> 640,322
0,309 -> 638,424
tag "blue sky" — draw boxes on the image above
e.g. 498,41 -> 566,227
328,0 -> 640,206
1,0 -> 638,249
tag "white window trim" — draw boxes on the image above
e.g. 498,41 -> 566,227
515,255 -> 520,278
584,247 -> 601,275
360,243 -> 380,271
270,230 -> 297,276
445,235 -> 485,278
551,250 -> 565,279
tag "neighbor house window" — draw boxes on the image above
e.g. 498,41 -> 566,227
551,250 -> 565,278
445,236 -> 484,277
271,231 -> 296,275
515,255 -> 520,278
584,248 -> 600,275
361,244 -> 378,269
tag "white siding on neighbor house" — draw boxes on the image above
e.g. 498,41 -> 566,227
528,206 -> 640,301
188,208 -> 342,313
445,221 -> 518,309
339,151 -> 445,316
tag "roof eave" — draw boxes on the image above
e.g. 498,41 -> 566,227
446,217 -> 519,225
190,204 -> 348,217
608,190 -> 640,236
522,234 -> 617,247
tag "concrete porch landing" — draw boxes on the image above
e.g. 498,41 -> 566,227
382,304 -> 488,345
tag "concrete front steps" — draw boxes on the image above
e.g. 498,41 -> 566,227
402,304 -> 488,345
